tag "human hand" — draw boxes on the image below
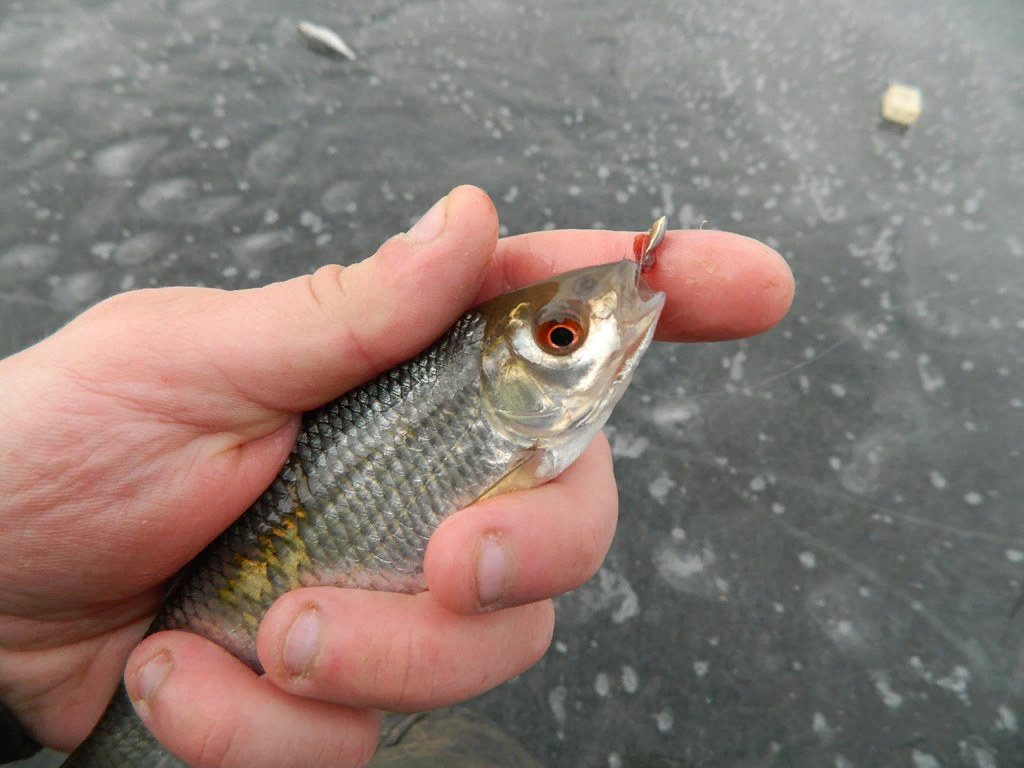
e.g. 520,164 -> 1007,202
0,185 -> 793,766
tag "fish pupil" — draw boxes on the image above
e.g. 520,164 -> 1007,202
549,325 -> 576,347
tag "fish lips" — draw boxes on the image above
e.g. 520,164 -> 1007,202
614,262 -> 666,384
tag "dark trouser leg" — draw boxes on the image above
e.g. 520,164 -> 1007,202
370,708 -> 546,768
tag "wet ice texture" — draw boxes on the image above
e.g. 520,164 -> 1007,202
0,244 -> 59,286
92,136 -> 169,178
2,0 -> 1023,766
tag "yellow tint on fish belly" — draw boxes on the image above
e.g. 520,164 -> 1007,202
217,504 -> 311,629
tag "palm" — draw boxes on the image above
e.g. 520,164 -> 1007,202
0,289 -> 304,749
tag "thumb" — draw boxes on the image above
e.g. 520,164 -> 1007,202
203,184 -> 499,412
20,185 -> 498,428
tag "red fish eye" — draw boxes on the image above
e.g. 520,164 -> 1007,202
536,317 -> 584,354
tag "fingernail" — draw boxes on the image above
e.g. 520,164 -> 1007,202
406,195 -> 448,243
135,650 -> 172,703
476,534 -> 509,608
283,607 -> 321,677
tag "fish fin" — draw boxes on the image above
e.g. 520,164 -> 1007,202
476,450 -> 544,502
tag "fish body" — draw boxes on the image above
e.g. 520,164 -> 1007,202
64,258 -> 664,766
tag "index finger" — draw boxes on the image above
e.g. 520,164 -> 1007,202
482,228 -> 794,342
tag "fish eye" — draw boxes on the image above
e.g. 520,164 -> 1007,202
535,316 -> 586,355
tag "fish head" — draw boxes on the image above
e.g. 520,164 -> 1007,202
478,259 -> 665,485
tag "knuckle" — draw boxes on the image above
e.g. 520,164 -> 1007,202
526,602 -> 555,664
306,264 -> 346,311
581,485 -> 618,580
569,507 -> 611,587
303,264 -> 379,375
190,717 -> 241,768
304,726 -> 377,768
349,723 -> 381,768
375,626 -> 438,711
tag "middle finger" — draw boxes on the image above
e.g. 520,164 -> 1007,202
258,590 -> 553,712
424,434 -> 618,616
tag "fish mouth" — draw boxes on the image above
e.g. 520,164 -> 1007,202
614,262 -> 666,382
633,276 -> 667,325
623,260 -> 667,331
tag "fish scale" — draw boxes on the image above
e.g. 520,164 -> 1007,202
155,311 -> 505,660
63,257 -> 665,766
67,312 -> 524,766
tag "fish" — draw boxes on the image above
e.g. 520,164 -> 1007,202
296,20 -> 358,61
62,250 -> 666,766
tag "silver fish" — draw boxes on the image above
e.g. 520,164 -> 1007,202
63,250 -> 666,766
